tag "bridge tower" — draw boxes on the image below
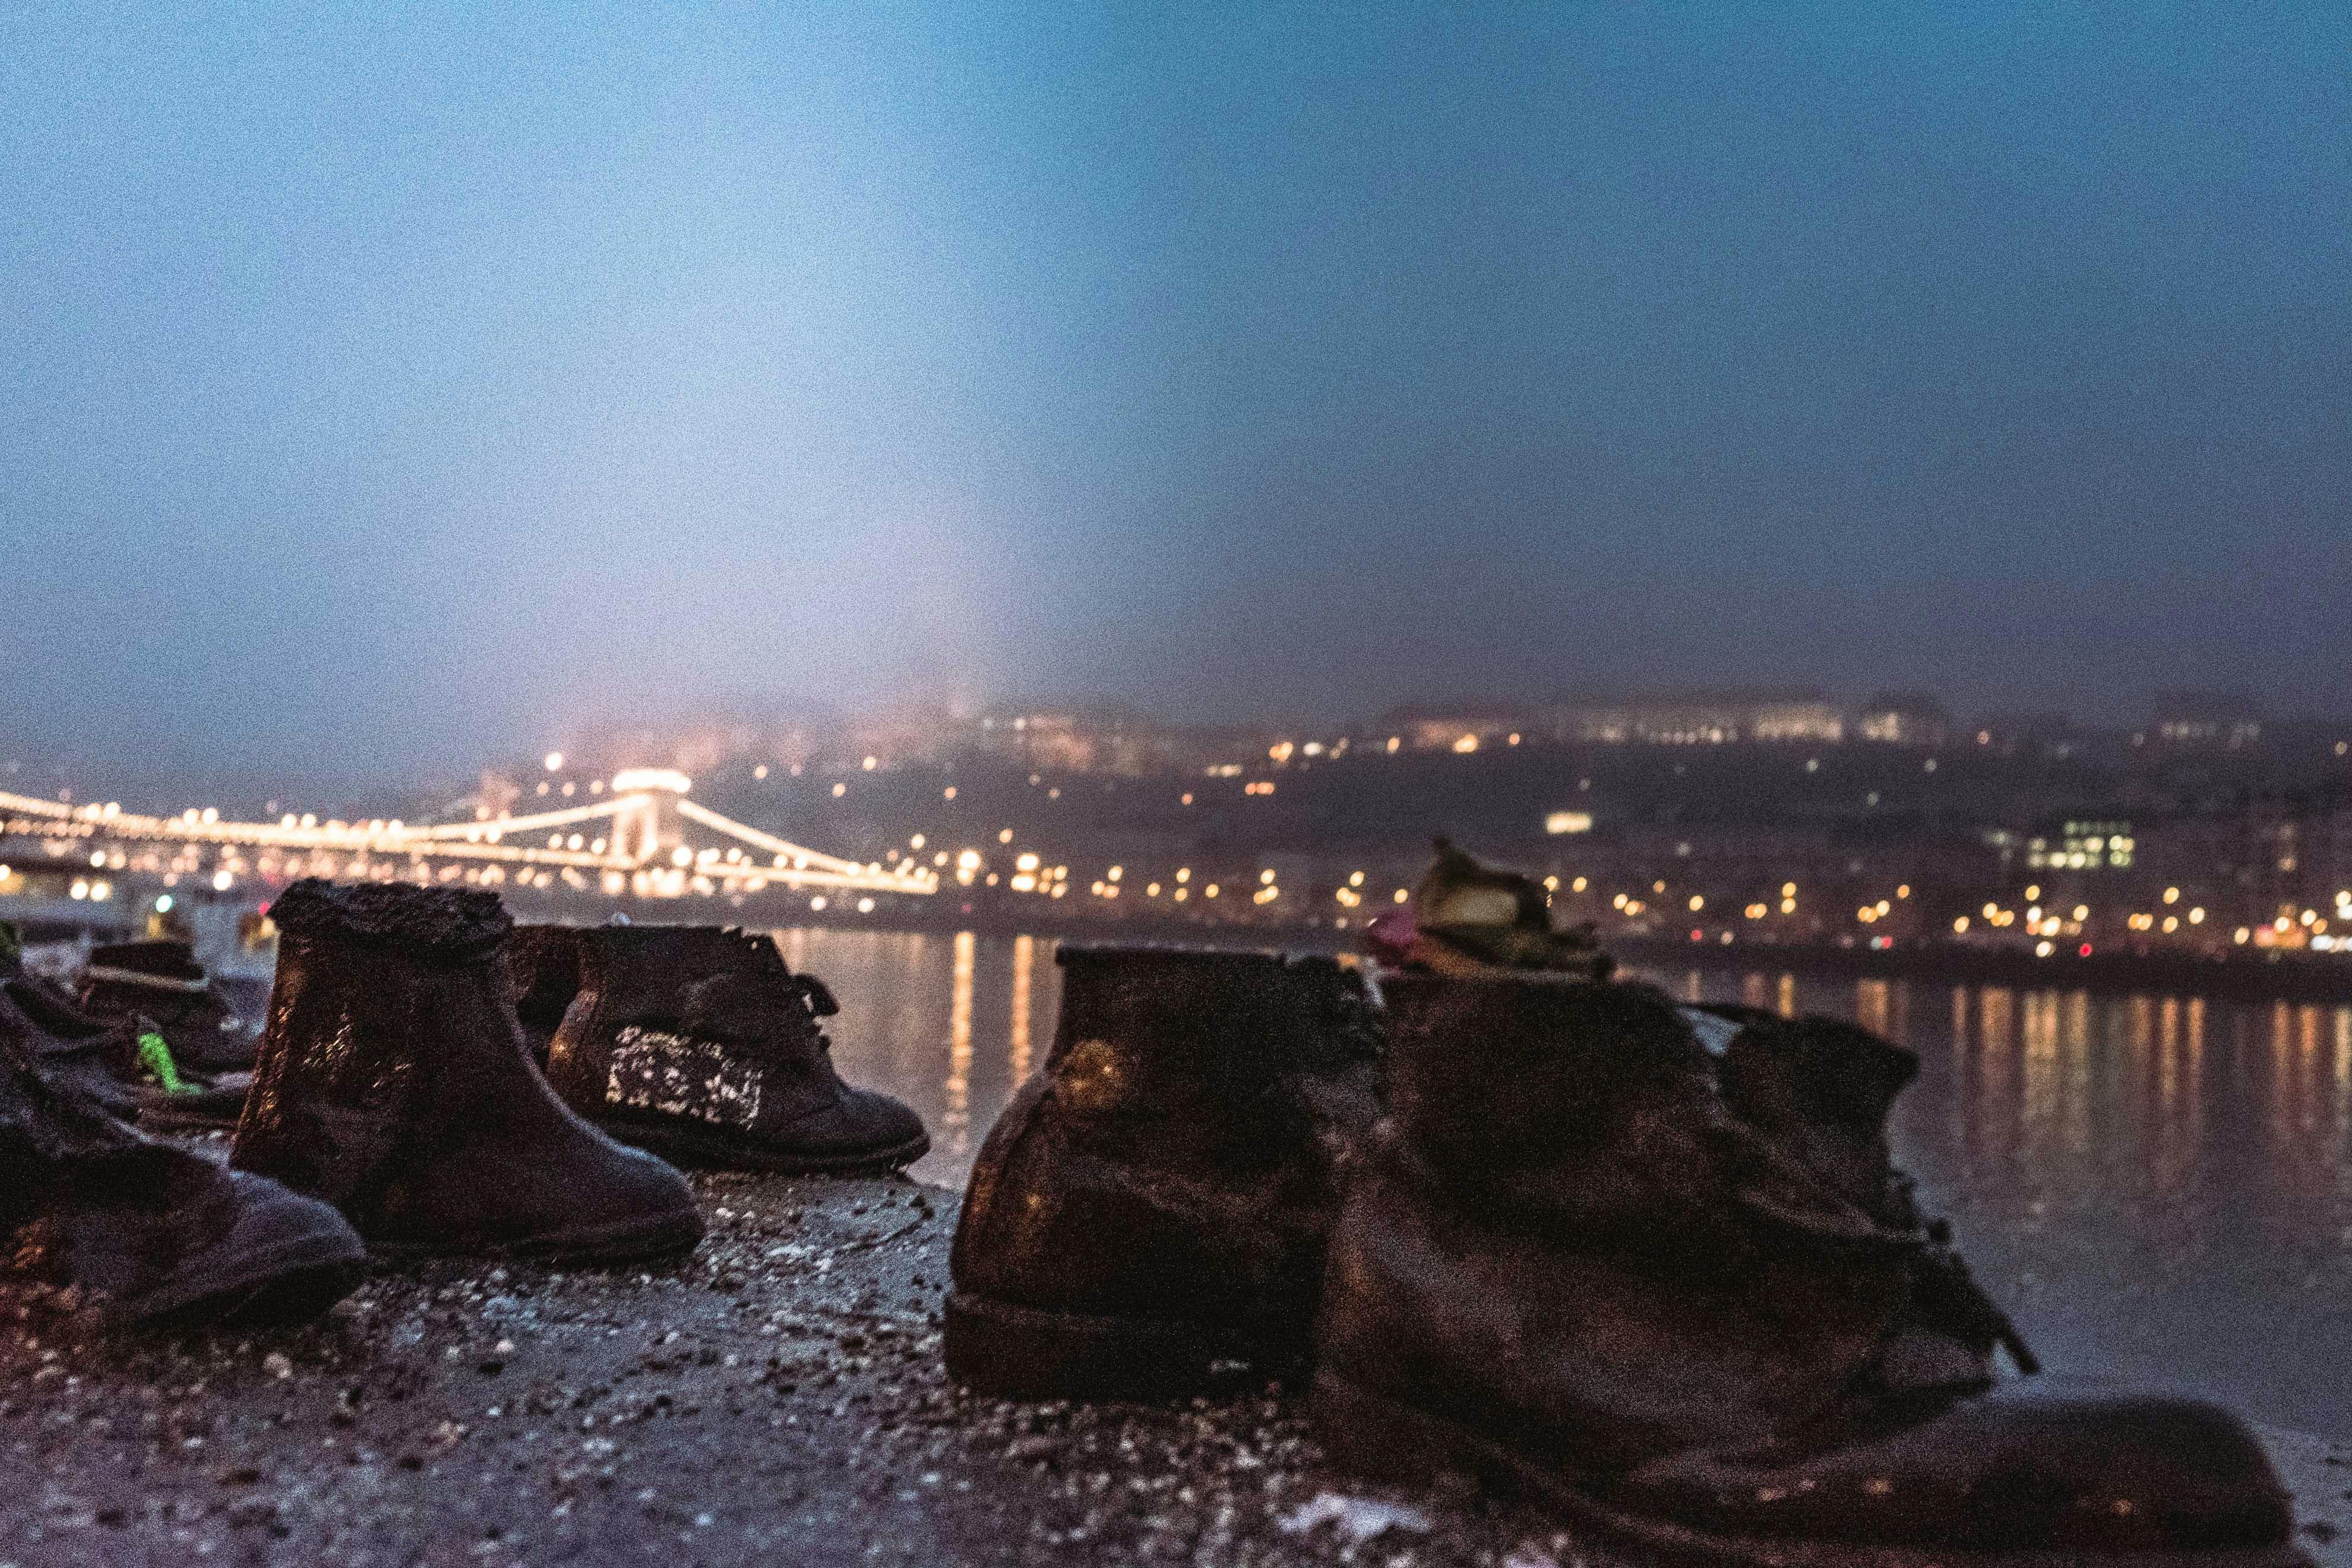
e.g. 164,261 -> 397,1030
606,769 -> 693,869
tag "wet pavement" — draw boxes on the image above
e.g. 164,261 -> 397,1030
4,1168 -> 2347,1568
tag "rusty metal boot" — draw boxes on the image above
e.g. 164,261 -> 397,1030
1311,973 -> 2303,1567
231,880 -> 703,1263
541,924 -> 926,1174
945,945 -> 1384,1400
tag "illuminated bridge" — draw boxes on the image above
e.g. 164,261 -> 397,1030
0,769 -> 937,903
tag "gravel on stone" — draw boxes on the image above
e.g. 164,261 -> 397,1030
1,1166 -> 2343,1568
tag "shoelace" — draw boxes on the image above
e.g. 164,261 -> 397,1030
787,973 -> 839,1055
135,1032 -> 199,1098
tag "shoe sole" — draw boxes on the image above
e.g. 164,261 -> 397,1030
116,1226 -> 367,1330
1310,1371 -> 2314,1568
368,1209 -> 706,1267
601,1117 -> 932,1178
944,1288 -> 1275,1402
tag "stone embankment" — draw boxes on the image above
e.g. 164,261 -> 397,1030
2,1169 -> 2345,1567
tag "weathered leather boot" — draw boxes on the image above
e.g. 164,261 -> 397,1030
540,924 -> 927,1174
1313,974 -> 2303,1566
0,1025 -> 365,1328
232,880 -> 703,1262
946,945 -> 1384,1400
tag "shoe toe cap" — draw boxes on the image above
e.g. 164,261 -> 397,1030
779,1088 -> 929,1164
1617,1383 -> 2296,1554
115,1171 -> 366,1326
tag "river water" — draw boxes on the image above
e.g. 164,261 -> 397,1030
790,927 -> 2352,1435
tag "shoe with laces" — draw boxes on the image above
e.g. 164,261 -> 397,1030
539,924 -> 928,1175
1311,972 -> 2306,1566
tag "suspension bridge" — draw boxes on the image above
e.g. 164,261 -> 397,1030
0,768 -> 937,903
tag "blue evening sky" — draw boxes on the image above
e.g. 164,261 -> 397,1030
3,3 -> 2346,798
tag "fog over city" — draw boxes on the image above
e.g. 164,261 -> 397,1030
5,5 -> 2348,806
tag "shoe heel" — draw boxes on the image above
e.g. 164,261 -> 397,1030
1311,1368 -> 1503,1490
944,1289 -> 1217,1402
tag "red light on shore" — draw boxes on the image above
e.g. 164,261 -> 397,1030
2078,943 -> 2093,957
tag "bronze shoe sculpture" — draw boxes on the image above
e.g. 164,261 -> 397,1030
946,944 -> 1384,1400
535,923 -> 927,1174
1311,973 -> 2304,1566
232,880 -> 703,1263
0,1014 -> 364,1329
81,938 -> 262,1073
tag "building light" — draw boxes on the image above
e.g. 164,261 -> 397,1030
1953,916 -> 1970,933
2189,908 -> 2205,924
1572,877 -> 1588,892
1687,895 -> 1704,912
832,783 -> 846,797
1544,811 -> 1593,836
1393,888 -> 1408,903
1453,734 -> 1479,754
2163,887 -> 2180,903
544,753 -> 564,772
998,829 -> 1013,843
943,787 -> 957,799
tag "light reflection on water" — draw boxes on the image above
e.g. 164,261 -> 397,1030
784,927 -> 2352,1433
